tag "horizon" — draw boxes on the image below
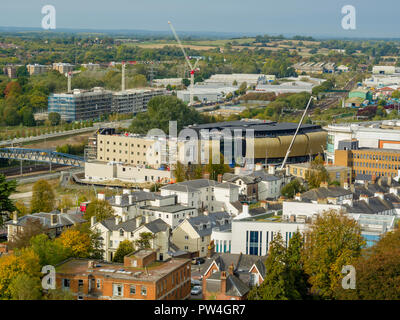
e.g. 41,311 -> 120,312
0,0 -> 399,39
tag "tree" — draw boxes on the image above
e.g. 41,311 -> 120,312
238,82 -> 247,95
134,232 -> 155,250
334,228 -> 400,300
129,95 -> 204,134
113,240 -> 135,263
281,179 -> 305,199
14,200 -> 29,216
0,248 -> 41,299
305,155 -> 330,189
9,274 -> 42,300
84,199 -> 114,222
21,107 -> 36,127
302,210 -> 365,299
30,180 -> 55,213
248,232 -> 308,300
56,229 -> 92,258
30,234 -> 72,267
248,233 -> 288,300
44,288 -> 75,300
391,90 -> 400,99
8,218 -> 48,250
48,112 -> 61,126
173,161 -> 187,182
0,175 -> 17,226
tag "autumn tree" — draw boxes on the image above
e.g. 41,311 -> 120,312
56,229 -> 92,258
113,240 -> 135,263
0,248 -> 41,299
302,210 -> 365,299
204,153 -> 231,181
334,228 -> 400,300
305,155 -> 330,189
173,161 -> 187,182
30,180 -> 55,213
84,199 -> 114,222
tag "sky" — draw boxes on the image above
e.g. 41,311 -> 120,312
0,0 -> 398,38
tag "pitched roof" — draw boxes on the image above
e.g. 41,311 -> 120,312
186,212 -> 231,237
301,186 -> 352,201
144,218 -> 169,233
99,217 -> 138,232
161,179 -> 218,192
5,211 -> 85,228
141,204 -> 195,213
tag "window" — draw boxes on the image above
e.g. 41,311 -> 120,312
113,284 -> 123,297
130,285 -> 136,295
185,235 -> 189,240
201,236 -> 205,242
250,273 -> 258,286
141,286 -> 147,296
96,279 -> 101,289
63,279 -> 70,289
78,279 -> 84,289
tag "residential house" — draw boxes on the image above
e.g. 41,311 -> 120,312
172,212 -> 231,258
201,253 -> 267,300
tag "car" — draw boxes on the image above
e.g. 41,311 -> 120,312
191,286 -> 202,295
191,257 -> 205,265
191,279 -> 201,286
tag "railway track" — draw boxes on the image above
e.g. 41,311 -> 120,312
0,163 -> 66,177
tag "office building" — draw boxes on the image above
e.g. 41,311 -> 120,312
53,62 -> 75,74
26,64 -> 51,75
334,139 -> 400,178
112,88 -> 166,114
48,87 -> 113,121
288,163 -> 352,186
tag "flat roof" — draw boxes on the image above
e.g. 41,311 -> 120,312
56,257 -> 189,282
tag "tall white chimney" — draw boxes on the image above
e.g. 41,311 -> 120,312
268,165 -> 275,175
13,212 -> 18,223
128,195 -> 134,205
242,203 -> 249,216
115,195 -> 122,205
115,216 -> 121,225
90,216 -> 96,227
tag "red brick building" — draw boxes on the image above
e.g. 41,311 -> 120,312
55,250 -> 191,300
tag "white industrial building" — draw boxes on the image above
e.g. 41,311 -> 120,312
153,78 -> 183,87
203,74 -> 274,86
324,121 -> 400,163
177,86 -> 237,103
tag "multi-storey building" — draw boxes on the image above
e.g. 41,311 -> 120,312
334,139 -> 400,179
55,250 -> 191,300
52,62 -> 75,74
48,87 -> 113,121
288,163 -> 352,186
112,88 -> 166,115
26,64 -> 51,75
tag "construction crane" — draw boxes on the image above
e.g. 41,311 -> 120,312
279,96 -> 315,170
168,21 -> 200,106
65,70 -> 81,93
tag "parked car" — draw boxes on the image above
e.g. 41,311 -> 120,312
191,279 -> 201,286
191,286 -> 202,295
191,257 -> 205,265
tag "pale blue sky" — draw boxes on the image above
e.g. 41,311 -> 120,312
0,0 -> 398,38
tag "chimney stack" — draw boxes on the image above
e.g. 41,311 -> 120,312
255,163 -> 262,171
123,189 -> 131,195
343,182 -> 349,190
88,260 -> 95,269
228,263 -> 234,275
136,216 -> 143,227
90,216 -> 96,227
268,165 -> 276,175
220,271 -> 227,294
242,203 -> 249,216
128,195 -> 134,205
115,216 -> 121,225
97,192 -> 105,201
122,214 -> 128,222
217,174 -> 223,183
375,192 -> 384,200
12,212 -> 18,223
115,195 -> 122,205
360,194 -> 369,204
371,175 -> 377,184
320,181 -> 329,189
203,172 -> 210,180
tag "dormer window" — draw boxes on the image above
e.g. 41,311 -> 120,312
119,229 -> 124,237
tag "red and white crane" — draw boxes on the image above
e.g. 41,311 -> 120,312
168,21 -> 200,106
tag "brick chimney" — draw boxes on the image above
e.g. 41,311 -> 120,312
228,263 -> 234,275
217,174 -> 223,183
220,271 -> 227,294
203,172 -> 210,180
320,181 -> 329,189
12,211 -> 18,224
